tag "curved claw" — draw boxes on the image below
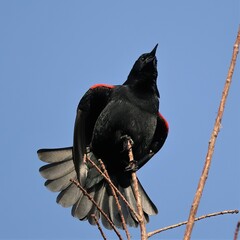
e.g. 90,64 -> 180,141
125,160 -> 138,172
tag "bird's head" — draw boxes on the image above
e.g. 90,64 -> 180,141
124,44 -> 159,97
130,44 -> 158,79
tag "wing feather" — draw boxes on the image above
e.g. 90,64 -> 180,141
73,85 -> 114,183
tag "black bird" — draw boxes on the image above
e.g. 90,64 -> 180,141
38,44 -> 169,229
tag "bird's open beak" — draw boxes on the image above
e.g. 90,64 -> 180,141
150,44 -> 158,56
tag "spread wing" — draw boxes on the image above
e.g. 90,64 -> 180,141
73,84 -> 115,183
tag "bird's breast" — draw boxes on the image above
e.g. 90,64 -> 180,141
91,98 -> 157,161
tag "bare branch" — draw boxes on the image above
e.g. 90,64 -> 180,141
183,27 -> 240,240
234,221 -> 240,240
98,159 -> 131,240
148,209 -> 239,238
91,214 -> 107,240
127,140 -> 147,240
70,179 -> 123,240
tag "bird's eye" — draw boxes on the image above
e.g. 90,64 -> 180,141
141,56 -> 145,61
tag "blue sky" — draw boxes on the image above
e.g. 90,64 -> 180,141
0,1 -> 239,239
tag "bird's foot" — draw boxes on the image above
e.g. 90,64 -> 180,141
120,135 -> 134,152
125,160 -> 138,172
85,146 -> 91,154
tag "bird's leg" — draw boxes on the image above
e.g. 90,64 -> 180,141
83,146 -> 91,163
120,135 -> 134,152
120,135 -> 138,172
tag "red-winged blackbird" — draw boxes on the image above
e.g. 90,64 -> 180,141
38,44 -> 169,229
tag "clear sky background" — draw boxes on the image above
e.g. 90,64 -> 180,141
0,1 -> 239,239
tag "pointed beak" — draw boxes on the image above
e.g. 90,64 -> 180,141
150,44 -> 158,56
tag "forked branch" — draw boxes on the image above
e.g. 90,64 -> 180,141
183,26 -> 240,240
148,209 -> 239,238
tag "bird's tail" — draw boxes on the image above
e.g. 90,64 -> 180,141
38,147 -> 158,229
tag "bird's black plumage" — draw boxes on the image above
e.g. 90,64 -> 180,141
38,45 -> 169,229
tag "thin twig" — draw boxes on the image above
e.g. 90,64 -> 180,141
70,179 -> 123,240
148,209 -> 239,238
98,159 -> 131,240
91,214 -> 107,240
183,27 -> 240,240
234,221 -> 240,240
127,140 -> 147,240
86,156 -> 140,220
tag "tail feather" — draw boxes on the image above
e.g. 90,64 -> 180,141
85,172 -> 104,189
108,195 -> 123,229
40,160 -> 74,180
137,181 -> 158,215
123,185 -> 139,223
77,192 -> 94,220
118,186 -> 138,228
45,170 -> 76,192
144,212 -> 149,224
38,147 -> 158,229
100,187 -> 112,230
71,193 -> 83,220
37,147 -> 72,163
87,183 -> 106,225
56,182 -> 80,207
124,186 -> 138,227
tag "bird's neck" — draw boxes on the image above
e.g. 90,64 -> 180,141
127,75 -> 160,98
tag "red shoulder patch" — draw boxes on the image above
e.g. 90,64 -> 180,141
158,112 -> 169,131
90,84 -> 115,90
